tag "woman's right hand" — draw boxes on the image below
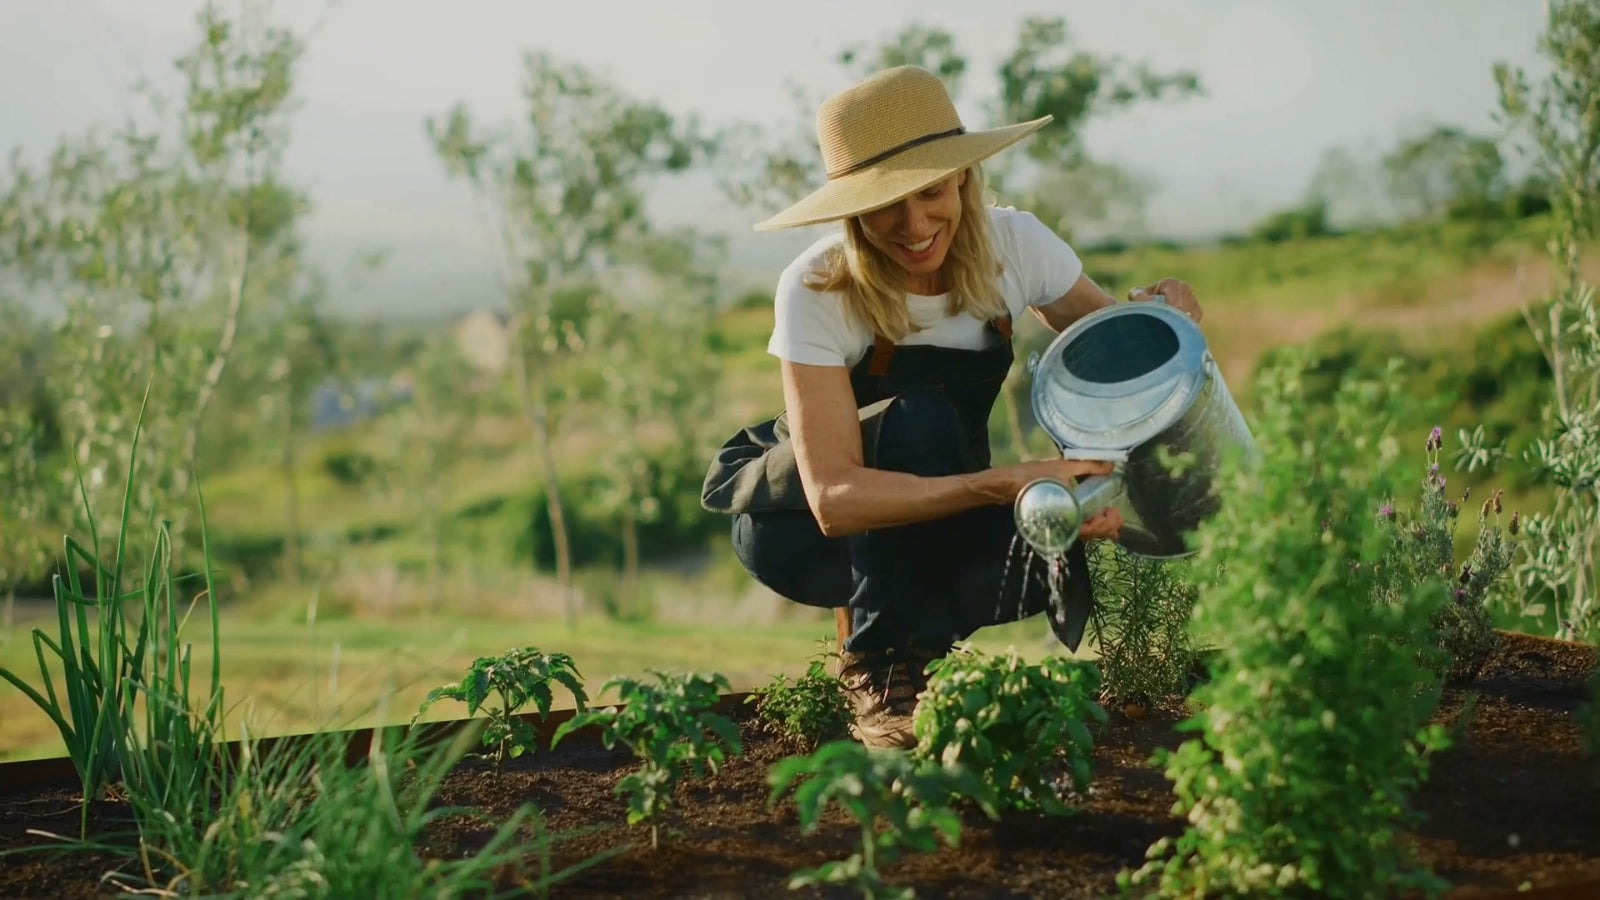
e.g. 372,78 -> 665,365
1001,457 -> 1124,541
1002,458 -> 1115,498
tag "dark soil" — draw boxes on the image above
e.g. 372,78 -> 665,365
2,630 -> 1596,900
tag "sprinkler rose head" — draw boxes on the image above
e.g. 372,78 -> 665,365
1014,478 -> 1084,557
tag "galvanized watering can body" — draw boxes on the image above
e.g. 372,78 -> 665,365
1015,297 -> 1256,559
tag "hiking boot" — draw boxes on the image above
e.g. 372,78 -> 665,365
837,646 -> 947,750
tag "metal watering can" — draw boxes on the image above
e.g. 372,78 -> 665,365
1014,295 -> 1257,561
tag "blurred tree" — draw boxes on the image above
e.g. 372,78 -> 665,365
384,334 -> 480,610
1248,200 -> 1332,244
0,300 -> 56,630
245,268 -> 344,584
426,51 -> 710,628
1381,124 -> 1508,224
720,16 -> 1200,242
1304,143 -> 1393,230
0,0 -> 310,565
582,227 -> 725,617
1488,0 -> 1600,640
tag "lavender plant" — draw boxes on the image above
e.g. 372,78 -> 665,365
1121,354 -> 1454,900
1371,426 -> 1517,684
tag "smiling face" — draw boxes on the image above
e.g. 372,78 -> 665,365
856,170 -> 967,294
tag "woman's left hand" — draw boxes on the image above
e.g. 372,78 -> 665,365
1129,277 -> 1203,323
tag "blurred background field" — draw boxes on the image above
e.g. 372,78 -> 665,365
1,1 -> 1593,760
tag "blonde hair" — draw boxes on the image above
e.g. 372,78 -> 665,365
802,166 -> 1007,343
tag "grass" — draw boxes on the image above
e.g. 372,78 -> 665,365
0,595 -> 1057,761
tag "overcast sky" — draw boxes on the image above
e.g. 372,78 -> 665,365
0,1 -> 1553,318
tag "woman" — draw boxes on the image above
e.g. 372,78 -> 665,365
701,65 -> 1204,748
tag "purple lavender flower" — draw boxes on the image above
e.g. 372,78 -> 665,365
1509,511 -> 1520,535
1377,503 -> 1395,520
1426,426 -> 1443,452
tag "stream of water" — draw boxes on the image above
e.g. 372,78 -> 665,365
997,532 -> 1073,636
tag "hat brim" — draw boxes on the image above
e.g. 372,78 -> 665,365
753,116 -> 1052,232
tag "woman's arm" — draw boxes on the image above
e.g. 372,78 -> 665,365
1030,273 -> 1205,333
1029,272 -> 1117,333
783,360 -> 1114,537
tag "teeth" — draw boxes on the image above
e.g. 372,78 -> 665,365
903,236 -> 935,253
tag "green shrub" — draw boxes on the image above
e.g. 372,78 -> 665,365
415,647 -> 588,774
1253,312 -> 1554,495
747,640 -> 852,748
320,445 -> 379,486
553,669 -> 741,848
503,445 -> 726,575
769,740 -> 997,900
1121,353 -> 1455,900
911,646 -> 1107,816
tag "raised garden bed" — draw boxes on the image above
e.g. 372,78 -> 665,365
1,629 -> 1595,900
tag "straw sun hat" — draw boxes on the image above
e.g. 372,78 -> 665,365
754,65 -> 1052,232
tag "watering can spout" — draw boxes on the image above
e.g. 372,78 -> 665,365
1013,471 -> 1127,557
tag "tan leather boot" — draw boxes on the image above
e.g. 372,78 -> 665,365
836,646 -> 945,750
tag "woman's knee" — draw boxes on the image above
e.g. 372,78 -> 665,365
732,512 -> 850,608
873,392 -> 970,476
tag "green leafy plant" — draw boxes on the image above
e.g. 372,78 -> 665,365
0,387 -> 623,898
552,669 -> 741,848
910,645 -> 1107,815
768,740 -> 998,900
1483,0 -> 1600,642
1086,544 -> 1204,709
1372,426 -> 1517,684
1121,354 -> 1455,900
112,720 -> 609,899
416,647 -> 588,774
0,388 -> 228,839
747,639 -> 853,748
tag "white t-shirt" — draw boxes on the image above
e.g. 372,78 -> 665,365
766,205 -> 1084,368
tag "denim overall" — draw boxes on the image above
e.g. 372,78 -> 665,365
700,315 -> 1096,653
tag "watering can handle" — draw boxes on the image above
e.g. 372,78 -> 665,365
1073,471 -> 1126,520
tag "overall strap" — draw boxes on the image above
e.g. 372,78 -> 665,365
864,313 -> 1014,376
